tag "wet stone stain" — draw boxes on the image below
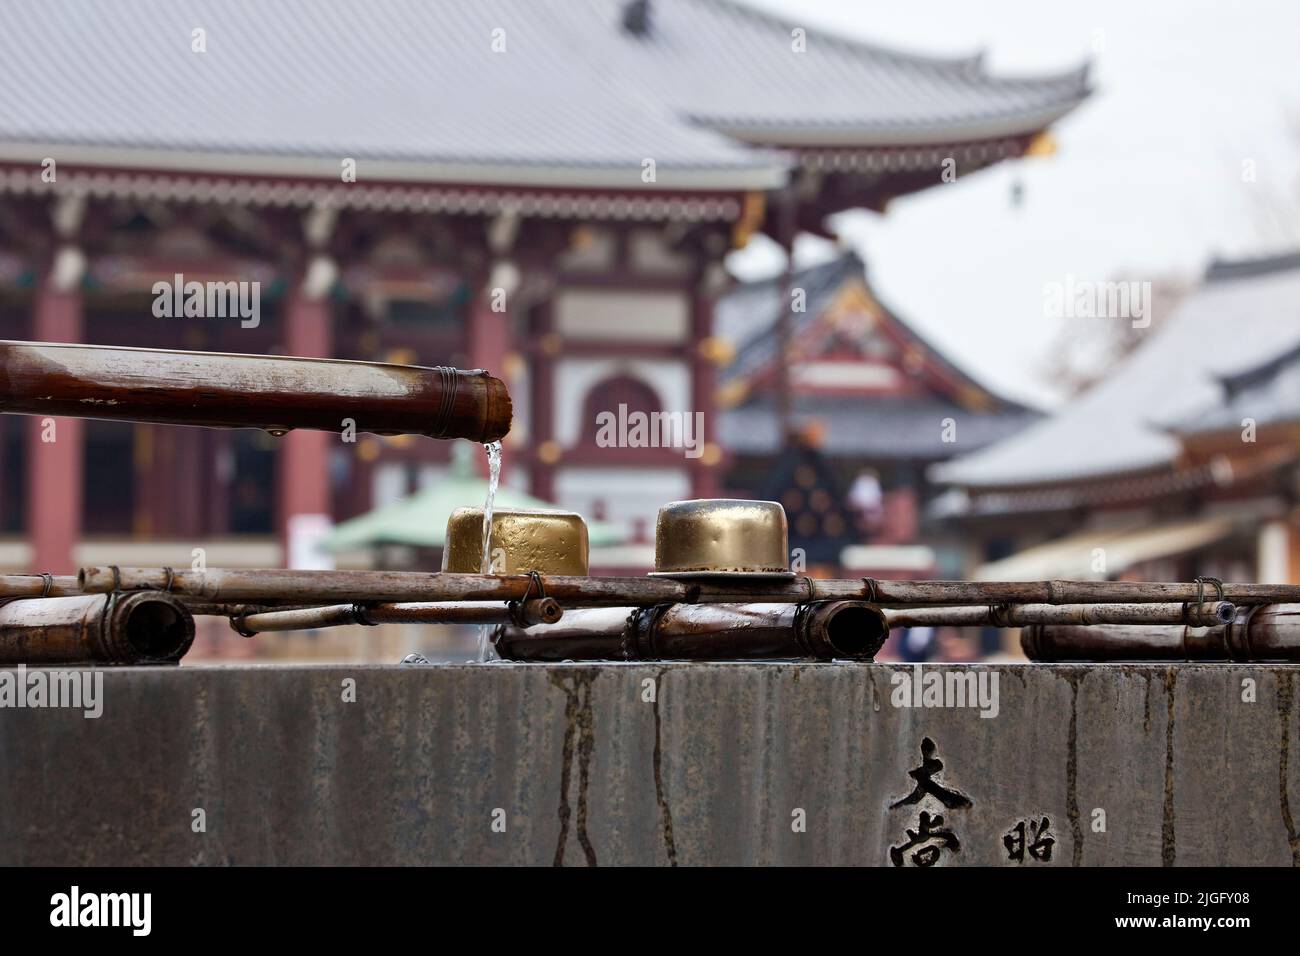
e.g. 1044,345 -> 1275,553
549,670 -> 598,867
1064,670 -> 1084,866
1142,672 -> 1153,734
187,682 -> 212,867
1279,673 -> 1299,866
651,668 -> 678,866
1161,668 -> 1177,867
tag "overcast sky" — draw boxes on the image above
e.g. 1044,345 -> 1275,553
727,0 -> 1300,408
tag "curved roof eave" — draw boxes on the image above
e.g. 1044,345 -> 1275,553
691,98 -> 1090,149
0,141 -> 792,192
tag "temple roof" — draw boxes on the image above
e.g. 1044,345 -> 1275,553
716,254 -> 865,383
932,250 -> 1300,489
0,0 -> 1089,190
716,252 -> 1037,459
717,252 -> 1025,399
1171,341 -> 1300,437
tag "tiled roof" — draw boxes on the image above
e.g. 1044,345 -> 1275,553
672,0 -> 1090,145
1172,341 -> 1300,436
932,251 -> 1300,488
0,0 -> 1089,189
720,394 -> 1038,459
716,251 -> 1037,459
715,254 -> 862,383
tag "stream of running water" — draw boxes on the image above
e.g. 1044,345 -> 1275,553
475,440 -> 503,662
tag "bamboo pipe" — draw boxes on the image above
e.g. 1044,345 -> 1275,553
1021,604 -> 1300,661
0,592 -> 194,664
494,601 -> 890,662
888,601 -> 1235,629
494,607 -> 633,661
181,601 -> 319,616
229,598 -> 563,636
76,566 -> 1300,608
0,574 -> 83,599
0,340 -> 511,443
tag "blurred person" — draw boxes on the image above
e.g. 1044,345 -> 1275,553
934,626 -> 981,662
897,624 -> 936,662
848,467 -> 885,536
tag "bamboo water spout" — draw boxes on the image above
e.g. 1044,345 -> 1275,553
0,592 -> 194,664
0,340 -> 512,443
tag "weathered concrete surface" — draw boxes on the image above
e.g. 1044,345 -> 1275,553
0,662 -> 1296,866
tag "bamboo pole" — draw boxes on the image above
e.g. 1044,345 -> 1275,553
230,598 -> 563,636
76,566 -> 1300,608
0,574 -> 83,599
494,601 -> 889,662
1021,604 -> 1300,661
0,340 -> 512,443
887,601 -> 1235,629
180,601 -> 319,616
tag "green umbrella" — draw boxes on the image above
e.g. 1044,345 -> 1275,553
322,445 -> 626,552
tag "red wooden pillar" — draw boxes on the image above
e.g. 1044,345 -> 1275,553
278,288 -> 334,568
1290,518 -> 1300,584
467,276 -> 511,475
691,286 -> 721,499
27,281 -> 84,573
171,426 -> 205,539
135,425 -> 204,539
468,282 -> 510,378
530,300 -> 557,501
132,424 -> 158,538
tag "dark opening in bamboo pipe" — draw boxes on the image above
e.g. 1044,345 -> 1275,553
0,592 -> 195,664
494,601 -> 889,662
0,340 -> 511,443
